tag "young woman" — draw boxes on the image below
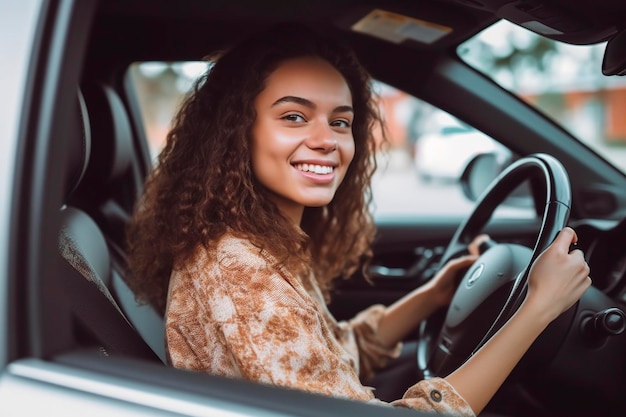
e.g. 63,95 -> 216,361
126,24 -> 590,416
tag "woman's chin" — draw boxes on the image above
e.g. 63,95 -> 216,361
302,197 -> 334,208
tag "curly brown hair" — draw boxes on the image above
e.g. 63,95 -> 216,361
126,23 -> 384,314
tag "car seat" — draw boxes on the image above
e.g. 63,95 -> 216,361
57,88 -> 163,362
73,82 -> 166,363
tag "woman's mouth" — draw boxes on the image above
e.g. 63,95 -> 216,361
292,162 -> 336,185
293,163 -> 334,175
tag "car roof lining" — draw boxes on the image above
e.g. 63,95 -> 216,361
94,0 -> 626,48
85,0 -> 626,88
88,0 -> 493,62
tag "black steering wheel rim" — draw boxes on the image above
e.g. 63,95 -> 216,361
418,153 -> 572,377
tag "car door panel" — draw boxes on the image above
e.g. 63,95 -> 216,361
1,353 -> 425,417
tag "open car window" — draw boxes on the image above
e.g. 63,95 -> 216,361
128,62 -> 533,222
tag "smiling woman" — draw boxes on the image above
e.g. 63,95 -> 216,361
122,22 -> 591,417
8,0 -> 626,416
126,22 -> 481,414
250,56 -> 356,224
129,61 -> 535,220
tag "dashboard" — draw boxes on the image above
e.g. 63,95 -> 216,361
574,216 -> 626,304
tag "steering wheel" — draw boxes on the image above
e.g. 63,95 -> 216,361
417,153 -> 572,378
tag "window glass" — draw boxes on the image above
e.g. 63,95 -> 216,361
128,61 -> 530,222
459,19 -> 626,176
129,62 -> 210,161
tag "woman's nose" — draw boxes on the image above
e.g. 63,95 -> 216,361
306,122 -> 337,152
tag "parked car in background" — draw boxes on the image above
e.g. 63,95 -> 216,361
3,1 -> 626,416
414,116 -> 511,182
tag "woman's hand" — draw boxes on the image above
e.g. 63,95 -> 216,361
425,234 -> 488,308
424,254 -> 477,308
523,226 -> 591,324
377,234 -> 499,346
446,228 -> 590,415
468,233 -> 491,256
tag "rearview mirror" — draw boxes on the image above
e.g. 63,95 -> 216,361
603,29 -> 626,76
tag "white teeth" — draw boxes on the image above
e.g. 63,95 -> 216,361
295,163 -> 334,174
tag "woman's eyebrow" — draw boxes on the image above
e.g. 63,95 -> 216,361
271,96 -> 354,114
333,105 -> 354,114
272,96 -> 315,108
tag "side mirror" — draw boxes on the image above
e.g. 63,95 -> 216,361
460,152 -> 535,209
460,152 -> 502,201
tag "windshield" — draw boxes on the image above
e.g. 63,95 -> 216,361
459,19 -> 626,176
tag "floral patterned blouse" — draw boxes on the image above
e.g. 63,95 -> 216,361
165,233 -> 474,416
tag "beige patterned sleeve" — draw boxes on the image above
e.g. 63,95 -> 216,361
338,307 -> 474,415
392,377 -> 476,416
343,304 -> 402,380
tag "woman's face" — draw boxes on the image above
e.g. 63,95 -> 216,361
251,56 -> 355,224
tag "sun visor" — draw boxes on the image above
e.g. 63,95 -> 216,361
351,9 -> 452,45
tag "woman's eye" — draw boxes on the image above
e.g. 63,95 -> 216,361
282,114 -> 306,123
331,119 -> 351,128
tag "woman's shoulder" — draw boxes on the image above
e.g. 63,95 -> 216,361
170,233 -> 273,290
170,232 -> 318,316
187,232 -> 273,271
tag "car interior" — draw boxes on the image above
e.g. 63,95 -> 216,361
11,0 -> 626,416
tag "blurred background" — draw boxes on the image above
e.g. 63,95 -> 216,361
128,20 -> 626,221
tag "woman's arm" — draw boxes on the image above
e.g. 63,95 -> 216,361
376,235 -> 490,348
375,254 -> 477,347
445,227 -> 591,415
167,237 -> 475,414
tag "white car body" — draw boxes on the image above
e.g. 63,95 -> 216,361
415,124 -> 510,182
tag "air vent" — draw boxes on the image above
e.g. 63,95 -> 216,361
579,188 -> 617,217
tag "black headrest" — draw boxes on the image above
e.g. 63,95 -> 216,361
81,84 -> 134,188
65,90 -> 92,200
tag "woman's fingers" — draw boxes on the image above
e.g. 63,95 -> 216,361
526,227 -> 591,320
552,226 -> 578,252
431,255 -> 476,290
448,254 -> 479,270
468,234 -> 491,256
